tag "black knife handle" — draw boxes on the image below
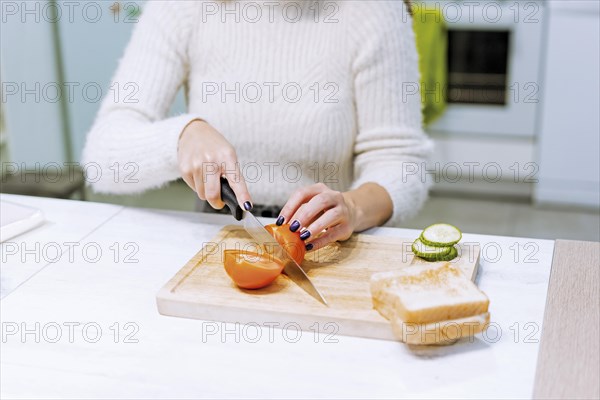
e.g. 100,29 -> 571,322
220,177 -> 244,221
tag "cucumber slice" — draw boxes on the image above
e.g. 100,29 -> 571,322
420,223 -> 462,247
412,238 -> 452,259
416,245 -> 458,262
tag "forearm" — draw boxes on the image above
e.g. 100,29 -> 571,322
83,112 -> 200,194
343,182 -> 393,232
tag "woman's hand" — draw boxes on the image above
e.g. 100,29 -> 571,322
277,182 -> 393,252
178,120 -> 252,211
277,183 -> 357,251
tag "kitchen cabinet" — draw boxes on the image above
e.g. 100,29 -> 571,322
57,0 -> 186,161
1,2 -> 65,166
56,1 -> 139,160
534,1 -> 600,208
422,0 -> 544,198
1,0 -> 186,167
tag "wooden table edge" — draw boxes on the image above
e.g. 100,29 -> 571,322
533,239 -> 600,399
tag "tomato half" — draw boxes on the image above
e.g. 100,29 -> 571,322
223,250 -> 284,289
264,223 -> 306,265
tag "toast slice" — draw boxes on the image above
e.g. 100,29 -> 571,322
370,262 -> 489,324
391,312 -> 490,345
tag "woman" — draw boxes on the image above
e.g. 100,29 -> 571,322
83,0 -> 432,251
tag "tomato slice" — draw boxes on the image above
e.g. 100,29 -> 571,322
223,250 -> 284,289
264,224 -> 306,265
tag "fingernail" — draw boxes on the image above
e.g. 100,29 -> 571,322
300,230 -> 311,240
276,216 -> 285,226
305,243 -> 314,251
243,201 -> 253,211
290,220 -> 300,232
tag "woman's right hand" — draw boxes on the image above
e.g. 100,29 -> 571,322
177,120 -> 252,211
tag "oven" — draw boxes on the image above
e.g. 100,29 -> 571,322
423,0 -> 546,137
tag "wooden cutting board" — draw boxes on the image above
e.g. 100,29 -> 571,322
157,225 -> 480,340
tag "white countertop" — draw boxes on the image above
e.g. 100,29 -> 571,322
0,194 -> 555,399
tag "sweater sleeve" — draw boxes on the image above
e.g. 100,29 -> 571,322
350,2 -> 434,227
82,1 -> 201,194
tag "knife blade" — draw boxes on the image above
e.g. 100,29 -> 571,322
219,177 -> 328,305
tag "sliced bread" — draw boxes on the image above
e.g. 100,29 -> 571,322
391,312 -> 490,345
371,262 -> 489,324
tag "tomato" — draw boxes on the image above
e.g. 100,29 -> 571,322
223,250 -> 284,289
264,223 -> 306,265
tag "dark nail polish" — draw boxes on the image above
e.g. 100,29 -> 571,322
300,230 -> 311,240
243,201 -> 253,211
276,216 -> 285,226
290,220 -> 300,232
305,243 -> 314,251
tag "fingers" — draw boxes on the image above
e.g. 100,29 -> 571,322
289,191 -> 341,232
303,206 -> 353,251
222,160 -> 253,211
192,168 -> 206,201
203,163 -> 225,209
278,183 -> 329,226
180,171 -> 195,194
188,157 -> 252,211
179,155 -> 197,193
279,184 -> 353,253
177,121 -> 252,210
303,207 -> 344,240
305,224 -> 353,252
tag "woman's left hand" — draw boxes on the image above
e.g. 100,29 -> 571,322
277,183 -> 359,252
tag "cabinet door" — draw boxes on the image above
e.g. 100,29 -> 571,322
535,3 -> 600,208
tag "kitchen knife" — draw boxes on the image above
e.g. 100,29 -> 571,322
220,177 -> 328,305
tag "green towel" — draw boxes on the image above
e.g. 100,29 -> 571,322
412,4 -> 447,126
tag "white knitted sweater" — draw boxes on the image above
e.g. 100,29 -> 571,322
82,0 -> 433,226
